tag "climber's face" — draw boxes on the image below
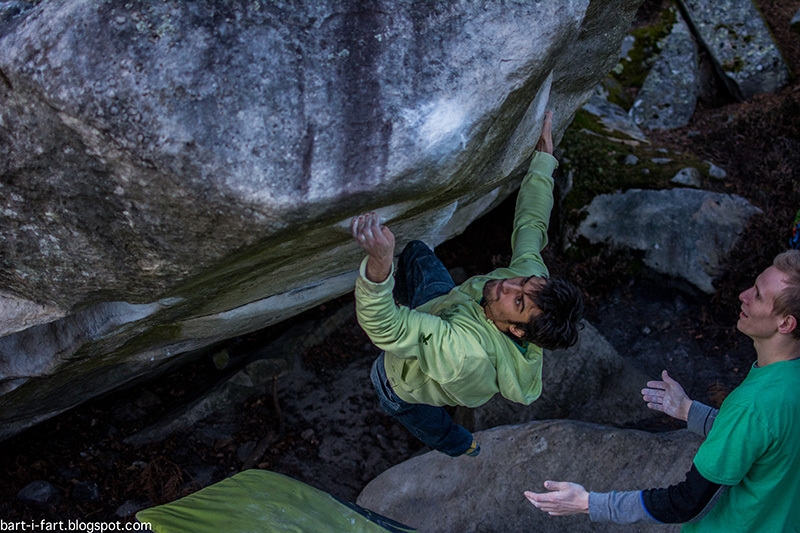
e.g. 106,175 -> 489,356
482,276 -> 546,339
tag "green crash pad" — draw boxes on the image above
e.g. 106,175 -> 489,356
135,469 -> 416,533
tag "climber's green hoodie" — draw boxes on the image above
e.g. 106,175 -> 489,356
355,152 -> 557,408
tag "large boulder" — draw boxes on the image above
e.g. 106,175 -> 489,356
576,188 -> 762,293
0,1 -> 644,439
358,420 -> 700,533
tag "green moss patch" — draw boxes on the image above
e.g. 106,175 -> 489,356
560,109 -> 710,218
608,5 -> 677,108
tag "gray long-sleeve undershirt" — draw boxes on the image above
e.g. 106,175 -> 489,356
686,400 -> 718,437
588,401 -> 720,524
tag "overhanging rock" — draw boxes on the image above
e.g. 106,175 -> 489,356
0,0 -> 644,439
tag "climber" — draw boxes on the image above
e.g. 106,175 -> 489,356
524,249 -> 800,531
351,111 -> 584,457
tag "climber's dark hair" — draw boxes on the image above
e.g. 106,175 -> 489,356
514,277 -> 585,351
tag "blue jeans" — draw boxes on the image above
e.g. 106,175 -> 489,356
370,240 -> 474,457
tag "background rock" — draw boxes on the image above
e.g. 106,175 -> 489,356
581,88 -> 649,143
706,161 -> 727,180
17,480 -> 62,507
670,167 -> 703,187
576,188 -> 762,293
358,420 -> 701,533
71,481 -> 101,505
0,0 -> 645,440
630,11 -> 700,129
467,322 -> 653,431
677,0 -> 790,100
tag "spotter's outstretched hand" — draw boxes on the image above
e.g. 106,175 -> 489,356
642,370 -> 692,422
525,480 -> 589,516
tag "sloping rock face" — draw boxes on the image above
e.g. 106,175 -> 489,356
358,420 -> 700,533
0,0 -> 644,439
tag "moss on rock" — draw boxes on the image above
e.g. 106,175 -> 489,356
560,109 -> 710,219
609,5 -> 678,107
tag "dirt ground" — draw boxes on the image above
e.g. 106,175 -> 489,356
1,0 -> 798,524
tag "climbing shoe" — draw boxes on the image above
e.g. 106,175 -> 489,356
465,439 -> 481,457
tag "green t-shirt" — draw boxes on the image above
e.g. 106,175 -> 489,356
684,358 -> 800,533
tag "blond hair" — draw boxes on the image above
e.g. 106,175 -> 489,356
772,250 -> 800,339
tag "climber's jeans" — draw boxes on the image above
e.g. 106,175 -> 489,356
369,240 -> 474,457
392,240 -> 456,309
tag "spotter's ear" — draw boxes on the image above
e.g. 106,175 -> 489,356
778,314 -> 797,336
